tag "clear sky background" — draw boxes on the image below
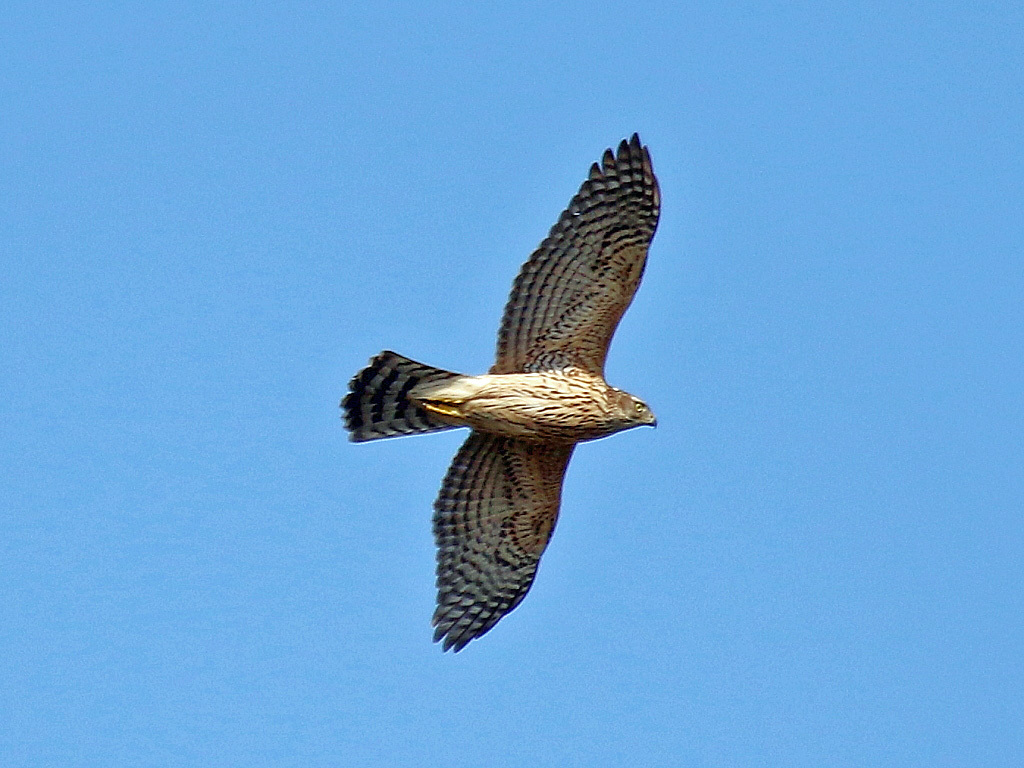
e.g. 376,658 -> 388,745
3,2 -> 1022,766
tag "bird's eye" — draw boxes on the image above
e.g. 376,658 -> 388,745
635,402 -> 646,413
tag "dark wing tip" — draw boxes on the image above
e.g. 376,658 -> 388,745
607,133 -> 654,177
616,136 -> 632,164
431,614 -> 482,653
601,147 -> 616,172
571,133 -> 656,194
433,624 -> 471,653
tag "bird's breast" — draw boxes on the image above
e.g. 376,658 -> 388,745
451,369 -> 621,442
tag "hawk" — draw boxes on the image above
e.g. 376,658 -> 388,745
342,134 -> 661,651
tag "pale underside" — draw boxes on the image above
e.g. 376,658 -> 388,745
410,367 -> 631,443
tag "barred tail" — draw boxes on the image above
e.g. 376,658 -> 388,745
342,351 -> 463,442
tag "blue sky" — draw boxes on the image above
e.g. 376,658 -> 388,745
3,2 -> 1022,765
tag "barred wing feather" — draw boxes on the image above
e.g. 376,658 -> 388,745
492,134 -> 660,375
432,432 -> 574,651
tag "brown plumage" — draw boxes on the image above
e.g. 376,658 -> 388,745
342,134 -> 661,651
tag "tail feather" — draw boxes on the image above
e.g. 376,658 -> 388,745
342,351 -> 463,442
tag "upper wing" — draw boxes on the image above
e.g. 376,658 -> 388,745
492,134 -> 660,375
432,432 -> 574,652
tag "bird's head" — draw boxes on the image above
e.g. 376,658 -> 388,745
611,390 -> 657,430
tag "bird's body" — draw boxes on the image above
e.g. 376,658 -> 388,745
410,366 -> 656,443
342,134 -> 661,651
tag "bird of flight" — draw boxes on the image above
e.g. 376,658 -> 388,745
343,134 -> 661,651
